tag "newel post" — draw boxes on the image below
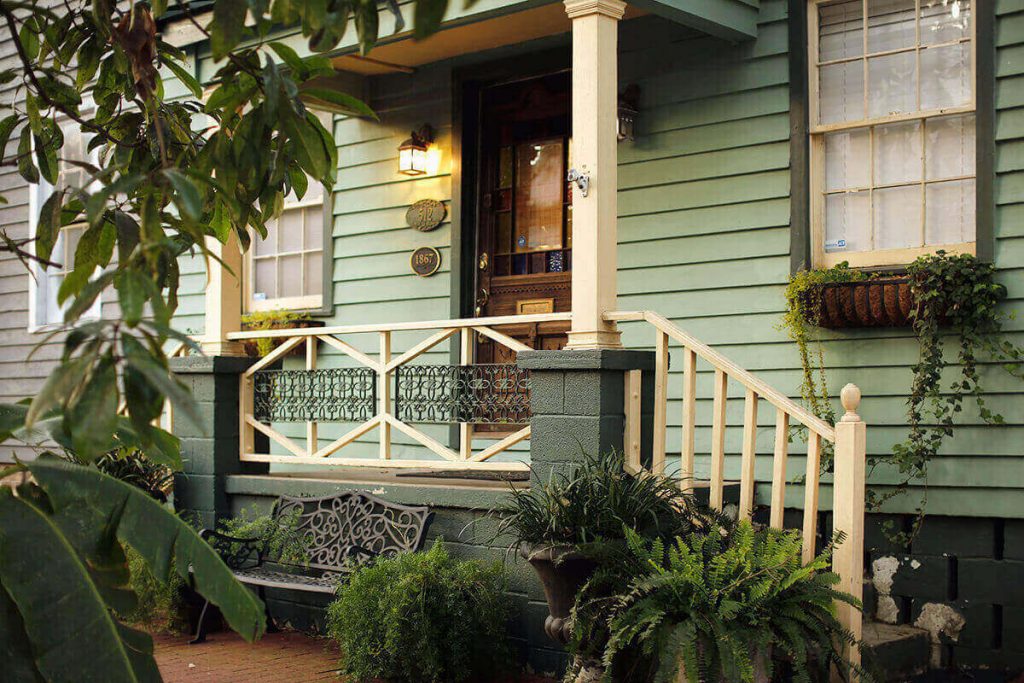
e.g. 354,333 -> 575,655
832,383 -> 866,667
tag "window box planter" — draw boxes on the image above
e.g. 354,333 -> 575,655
806,277 -> 914,329
240,318 -> 325,357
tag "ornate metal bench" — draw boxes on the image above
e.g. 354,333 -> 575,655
191,491 -> 432,643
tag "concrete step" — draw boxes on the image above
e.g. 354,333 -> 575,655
862,621 -> 932,682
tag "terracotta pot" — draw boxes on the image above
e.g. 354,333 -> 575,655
522,545 -> 599,645
808,278 -> 915,328
240,319 -> 325,357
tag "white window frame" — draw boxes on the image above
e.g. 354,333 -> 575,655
808,0 -> 977,269
26,119 -> 103,332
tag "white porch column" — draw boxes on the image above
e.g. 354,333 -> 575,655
564,0 -> 626,350
200,232 -> 246,357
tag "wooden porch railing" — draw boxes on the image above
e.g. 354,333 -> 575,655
607,310 -> 866,663
225,313 -> 571,472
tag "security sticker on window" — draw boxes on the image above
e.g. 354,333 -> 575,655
254,292 -> 267,301
824,239 -> 847,252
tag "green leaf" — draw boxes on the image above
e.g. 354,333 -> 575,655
18,24 -> 39,61
354,0 -> 379,55
300,87 -> 376,119
115,270 -> 147,326
286,114 -> 328,180
121,335 -> 203,433
414,0 -> 448,40
268,41 -> 306,77
0,114 -> 20,156
163,169 -> 203,221
25,356 -> 92,427
16,127 -> 38,184
210,0 -> 248,59
0,403 -> 29,443
0,487 -> 160,682
27,457 -> 266,639
65,354 -> 119,460
35,189 -> 63,263
162,57 -> 202,99
0,583 -> 43,683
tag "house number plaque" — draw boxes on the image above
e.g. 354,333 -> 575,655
410,246 -> 441,277
406,199 -> 446,232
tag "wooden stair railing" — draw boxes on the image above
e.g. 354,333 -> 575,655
607,310 -> 867,665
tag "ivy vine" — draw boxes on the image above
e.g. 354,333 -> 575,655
781,252 -> 1024,542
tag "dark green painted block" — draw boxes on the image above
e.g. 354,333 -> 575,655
563,370 -> 625,417
1004,520 -> 1024,561
529,371 -> 565,415
865,514 -> 912,555
1004,606 -> 1024,652
530,414 -> 625,465
912,600 -> 994,649
890,555 -> 952,602
959,559 -> 1024,606
912,517 -> 997,558
173,473 -> 228,515
952,645 -> 1024,669
517,349 -> 655,371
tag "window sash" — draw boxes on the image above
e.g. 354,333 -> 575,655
245,199 -> 326,313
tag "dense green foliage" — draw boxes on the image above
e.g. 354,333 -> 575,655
0,0 -> 449,678
326,541 -> 512,683
240,309 -> 313,356
496,450 -> 719,551
600,522 -> 865,683
218,506 -> 311,566
121,546 -> 188,634
94,448 -> 175,503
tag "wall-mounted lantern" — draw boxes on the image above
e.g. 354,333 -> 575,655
617,84 -> 640,142
398,125 -> 435,176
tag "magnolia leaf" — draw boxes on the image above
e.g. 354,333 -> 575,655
300,87 -> 375,119
210,0 -> 248,59
268,41 -> 306,77
121,335 -> 203,432
354,0 -> 379,55
414,0 -> 448,40
65,354 -> 119,460
0,114 -> 19,157
25,355 -> 92,427
163,169 -> 203,221
161,57 -> 202,99
27,457 -> 266,640
16,127 -> 38,184
35,188 -> 63,263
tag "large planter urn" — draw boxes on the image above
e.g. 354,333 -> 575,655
522,545 -> 598,645
806,277 -> 915,329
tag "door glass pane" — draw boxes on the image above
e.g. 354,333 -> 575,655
920,42 -> 971,110
926,178 -> 974,245
280,255 -> 302,297
868,51 -> 917,117
253,259 -> 276,301
825,191 -> 870,253
874,185 -> 923,249
819,0 -> 863,62
925,114 -> 975,179
920,0 -> 970,45
514,140 -> 564,253
874,120 -> 922,185
867,0 -> 916,53
825,129 -> 870,191
820,61 -> 865,124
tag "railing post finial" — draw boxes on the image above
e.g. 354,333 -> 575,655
840,383 -> 862,423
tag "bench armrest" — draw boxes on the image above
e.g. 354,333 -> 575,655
199,528 -> 265,570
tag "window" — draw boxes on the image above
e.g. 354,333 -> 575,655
245,111 -> 332,312
28,119 -> 102,330
809,0 -> 975,268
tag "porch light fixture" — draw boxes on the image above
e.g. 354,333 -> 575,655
617,84 -> 640,142
398,125 -> 434,176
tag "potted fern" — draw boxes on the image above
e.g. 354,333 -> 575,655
599,521 -> 867,683
495,452 -> 716,647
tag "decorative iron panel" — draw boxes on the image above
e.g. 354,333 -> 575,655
253,369 -> 376,423
394,364 -> 530,425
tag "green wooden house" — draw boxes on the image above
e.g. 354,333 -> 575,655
2,0 -> 1021,674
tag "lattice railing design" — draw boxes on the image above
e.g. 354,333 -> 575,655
253,368 -> 377,423
394,364 -> 531,425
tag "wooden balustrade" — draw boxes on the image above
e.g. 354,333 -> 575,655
225,313 -> 571,472
606,310 -> 866,665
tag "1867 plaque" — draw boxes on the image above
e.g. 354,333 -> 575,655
410,246 -> 441,277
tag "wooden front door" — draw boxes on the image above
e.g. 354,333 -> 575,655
474,71 -> 572,365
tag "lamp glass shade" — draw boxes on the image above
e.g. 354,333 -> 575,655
398,141 -> 429,176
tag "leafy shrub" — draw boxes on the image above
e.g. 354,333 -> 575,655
218,506 -> 311,565
119,546 -> 189,634
600,521 -> 866,683
495,450 -> 719,551
95,448 -> 175,503
327,541 -> 512,683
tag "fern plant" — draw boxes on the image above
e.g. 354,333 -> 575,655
600,522 -> 867,683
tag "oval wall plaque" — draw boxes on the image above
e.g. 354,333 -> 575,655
406,199 -> 446,232
410,246 -> 442,277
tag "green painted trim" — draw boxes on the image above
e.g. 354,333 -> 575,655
788,0 -> 810,274
977,4 -> 996,263
626,0 -> 759,41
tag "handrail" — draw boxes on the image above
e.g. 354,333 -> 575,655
606,310 -> 835,442
226,312 -> 573,340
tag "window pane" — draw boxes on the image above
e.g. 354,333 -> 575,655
819,0 -> 863,62
279,208 -> 303,253
280,255 -> 302,297
514,140 -> 564,253
874,120 -> 922,185
256,219 -> 277,256
874,185 -> 923,249
45,273 -> 63,324
304,252 -> 323,297
925,114 -> 975,180
303,206 -> 323,249
820,61 -> 865,124
825,129 -> 870,191
825,191 -> 870,253
253,259 -> 276,301
868,52 -> 917,118
867,0 -> 916,54
926,178 -> 974,245
920,42 -> 971,110
920,0 -> 970,45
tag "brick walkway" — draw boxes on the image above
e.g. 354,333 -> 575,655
154,631 -> 342,682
